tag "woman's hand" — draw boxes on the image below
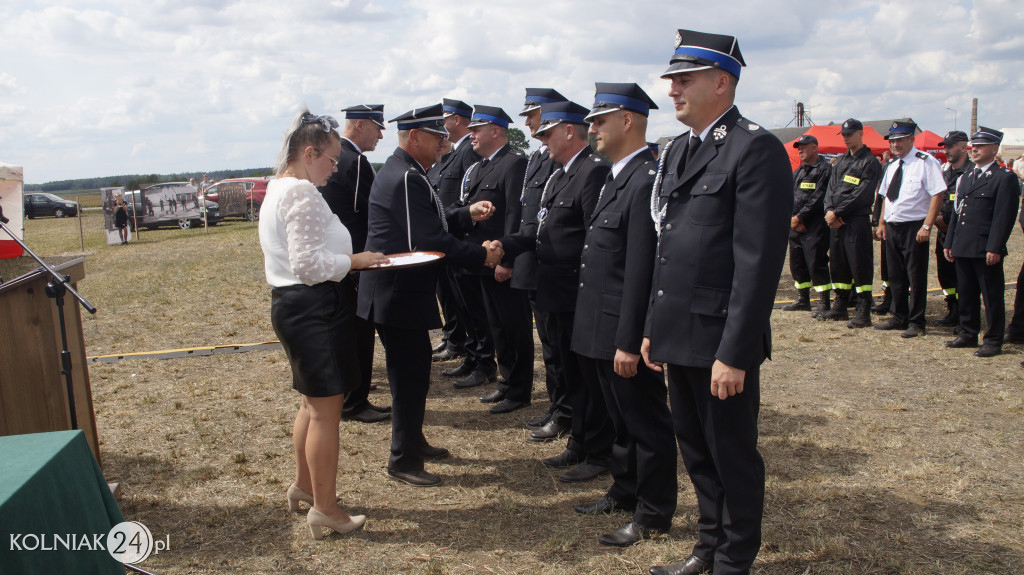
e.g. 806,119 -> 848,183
349,251 -> 390,270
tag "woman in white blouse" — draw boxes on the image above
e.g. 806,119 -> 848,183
259,109 -> 388,539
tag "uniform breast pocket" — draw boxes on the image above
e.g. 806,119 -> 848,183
550,195 -> 575,214
688,172 -> 730,225
592,211 -> 622,252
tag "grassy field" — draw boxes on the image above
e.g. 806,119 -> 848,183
5,212 -> 1024,574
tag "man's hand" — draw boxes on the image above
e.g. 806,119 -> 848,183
825,210 -> 844,229
986,251 -> 1002,266
790,215 -> 802,231
482,241 -> 504,268
944,248 -> 954,263
494,264 -> 512,282
470,201 -> 495,221
710,359 -> 746,400
916,226 -> 931,244
613,349 -> 640,378
640,338 -> 662,373
872,226 -> 883,241
935,214 -> 948,233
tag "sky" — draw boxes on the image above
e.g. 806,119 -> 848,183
1,0 -> 1022,184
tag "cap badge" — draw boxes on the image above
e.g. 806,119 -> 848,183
892,122 -> 898,129
713,125 -> 728,141
843,121 -> 849,129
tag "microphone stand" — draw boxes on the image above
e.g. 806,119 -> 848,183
0,220 -> 97,430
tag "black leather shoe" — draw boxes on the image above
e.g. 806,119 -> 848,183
341,407 -> 390,423
431,341 -> 447,353
649,555 -> 712,575
559,461 -> 610,483
599,521 -> 667,547
453,370 -> 497,389
421,443 -> 450,459
574,496 -> 634,515
489,399 -> 527,414
945,335 -> 978,348
874,317 -> 907,331
526,413 -> 551,428
479,389 -> 505,403
975,344 -> 1002,357
541,448 -> 584,468
432,347 -> 465,362
901,324 -> 925,338
368,403 -> 392,413
387,468 -> 441,486
530,420 -> 569,442
442,362 -> 475,378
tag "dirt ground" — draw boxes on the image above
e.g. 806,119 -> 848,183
7,211 -> 1024,574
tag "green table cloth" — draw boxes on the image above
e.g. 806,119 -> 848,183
0,430 -> 126,574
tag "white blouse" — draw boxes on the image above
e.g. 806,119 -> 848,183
259,177 -> 353,287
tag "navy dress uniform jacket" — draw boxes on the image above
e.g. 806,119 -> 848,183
645,107 -> 792,370
318,138 -> 372,252
453,145 -> 527,272
572,150 -> 658,359
428,136 -> 481,208
511,148 -> 559,291
944,164 -> 1021,257
501,145 -> 610,312
358,147 -> 487,330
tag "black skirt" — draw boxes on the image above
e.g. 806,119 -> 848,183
270,278 -> 361,397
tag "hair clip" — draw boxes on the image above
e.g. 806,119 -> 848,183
302,113 -> 339,133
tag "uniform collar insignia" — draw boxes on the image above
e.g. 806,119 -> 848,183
713,124 -> 728,141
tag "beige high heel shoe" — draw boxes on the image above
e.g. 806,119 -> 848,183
287,484 -> 314,512
307,508 -> 366,540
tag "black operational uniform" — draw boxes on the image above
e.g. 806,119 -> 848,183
455,144 -> 533,407
944,161 -> 1021,348
513,145 -> 564,425
428,126 -> 481,358
788,154 -> 832,306
823,140 -> 882,320
1006,201 -> 1024,342
572,146 -> 677,531
358,145 -> 488,476
501,142 -> 613,468
934,157 -> 973,323
318,136 -> 381,420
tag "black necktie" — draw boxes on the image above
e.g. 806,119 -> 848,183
973,167 -> 982,180
685,135 -> 701,169
480,158 -> 490,168
886,160 -> 903,202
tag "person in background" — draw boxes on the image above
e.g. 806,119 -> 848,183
259,108 -> 389,539
782,134 -> 832,318
114,197 -> 129,244
932,131 -> 973,328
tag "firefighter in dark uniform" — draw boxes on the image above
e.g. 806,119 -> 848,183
933,130 -> 973,327
1007,192 -> 1024,347
497,100 -> 614,483
508,87 -> 569,436
781,134 -> 832,317
358,104 -> 504,487
427,99 -> 480,363
569,82 -> 678,548
641,29 -> 792,575
943,127 -> 1021,358
822,118 -> 882,328
454,105 -> 532,413
318,104 -> 391,424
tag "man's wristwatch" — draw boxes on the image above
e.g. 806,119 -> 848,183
922,224 -> 932,231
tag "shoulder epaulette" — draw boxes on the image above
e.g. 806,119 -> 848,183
916,151 -> 929,160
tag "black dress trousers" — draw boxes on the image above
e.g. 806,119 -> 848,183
884,220 -> 930,327
955,257 -> 1006,346
589,357 -> 677,530
375,324 -> 431,472
667,364 -> 764,575
480,278 -> 534,403
342,276 -> 379,416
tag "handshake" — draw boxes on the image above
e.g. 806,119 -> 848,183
482,240 -> 504,268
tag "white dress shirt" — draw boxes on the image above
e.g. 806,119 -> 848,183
879,147 -> 945,222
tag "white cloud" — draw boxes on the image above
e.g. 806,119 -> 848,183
1,0 -> 1022,182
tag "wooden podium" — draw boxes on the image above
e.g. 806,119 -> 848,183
0,258 -> 102,466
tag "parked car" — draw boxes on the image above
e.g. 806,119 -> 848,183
23,193 -> 79,218
125,182 -> 222,230
201,177 -> 270,221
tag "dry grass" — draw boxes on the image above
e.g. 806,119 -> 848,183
8,212 -> 1024,574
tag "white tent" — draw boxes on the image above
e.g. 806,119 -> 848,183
0,162 -> 25,255
999,127 -> 1024,159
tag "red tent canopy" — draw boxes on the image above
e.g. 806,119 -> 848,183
915,130 -> 944,151
784,124 -> 889,170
